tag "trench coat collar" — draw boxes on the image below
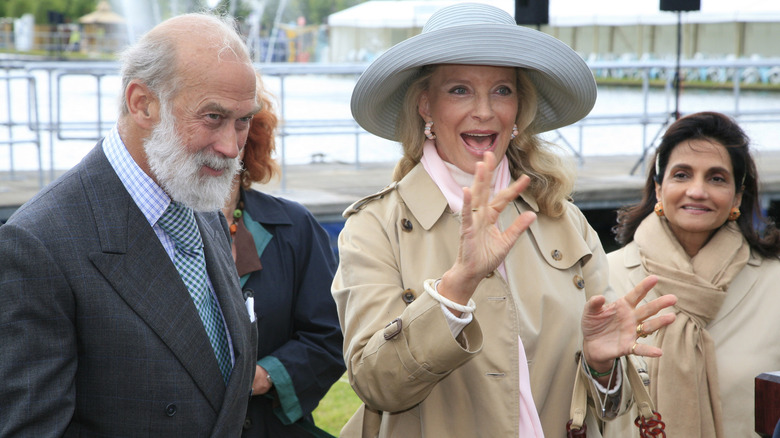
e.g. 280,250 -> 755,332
619,238 -> 762,326
397,163 -> 540,231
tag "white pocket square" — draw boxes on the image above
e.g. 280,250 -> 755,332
245,296 -> 256,323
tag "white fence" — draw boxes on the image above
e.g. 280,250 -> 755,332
2,58 -> 780,190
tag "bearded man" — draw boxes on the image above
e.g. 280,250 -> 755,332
0,13 -> 260,437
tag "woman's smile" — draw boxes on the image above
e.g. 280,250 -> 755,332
461,132 -> 498,153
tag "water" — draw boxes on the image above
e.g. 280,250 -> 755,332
1,72 -> 779,173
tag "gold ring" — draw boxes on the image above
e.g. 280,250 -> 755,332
636,323 -> 649,338
631,342 -> 639,354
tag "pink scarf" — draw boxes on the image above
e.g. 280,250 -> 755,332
420,140 -> 544,437
420,140 -> 510,214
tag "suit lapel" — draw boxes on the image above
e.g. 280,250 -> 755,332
81,146 -> 226,411
196,212 -> 248,370
196,212 -> 255,428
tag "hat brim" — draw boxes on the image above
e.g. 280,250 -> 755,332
351,23 -> 597,141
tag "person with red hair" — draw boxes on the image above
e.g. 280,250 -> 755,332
222,74 -> 345,438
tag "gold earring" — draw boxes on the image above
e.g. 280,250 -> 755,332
728,207 -> 741,221
654,202 -> 664,217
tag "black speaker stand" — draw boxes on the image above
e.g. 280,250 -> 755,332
631,10 -> 685,176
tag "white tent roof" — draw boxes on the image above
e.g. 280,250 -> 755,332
328,0 -> 780,29
552,0 -> 780,26
78,0 -> 125,25
328,0 -> 513,28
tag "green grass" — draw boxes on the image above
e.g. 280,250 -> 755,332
312,374 -> 363,436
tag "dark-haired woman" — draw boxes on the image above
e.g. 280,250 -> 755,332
607,111 -> 780,437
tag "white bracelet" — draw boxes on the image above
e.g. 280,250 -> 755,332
423,278 -> 476,314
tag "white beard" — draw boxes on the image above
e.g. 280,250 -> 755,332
144,104 -> 240,212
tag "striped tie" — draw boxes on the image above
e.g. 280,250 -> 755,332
158,201 -> 232,384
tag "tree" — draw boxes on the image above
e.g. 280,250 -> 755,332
5,0 -> 36,19
5,0 -> 365,28
233,0 -> 363,35
33,0 -> 67,24
298,0 -> 363,26
211,0 -> 253,21
64,0 -> 98,23
5,0 -> 97,25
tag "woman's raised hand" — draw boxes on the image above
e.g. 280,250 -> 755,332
581,275 -> 678,373
439,152 -> 537,308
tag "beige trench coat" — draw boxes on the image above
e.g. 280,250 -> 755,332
333,164 -> 632,437
604,242 -> 780,438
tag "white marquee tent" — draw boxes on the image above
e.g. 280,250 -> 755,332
327,0 -> 780,62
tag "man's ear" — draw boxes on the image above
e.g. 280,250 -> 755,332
126,80 -> 158,130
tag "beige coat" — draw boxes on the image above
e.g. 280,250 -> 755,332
333,164 -> 631,437
605,241 -> 780,438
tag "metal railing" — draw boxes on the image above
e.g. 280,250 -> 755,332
1,58 -> 779,190
0,67 -> 41,186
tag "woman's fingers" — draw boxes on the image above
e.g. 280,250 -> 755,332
491,174 -> 530,213
630,341 -> 664,358
625,275 -> 676,321
461,186 -> 475,228
636,313 -> 676,338
470,152 -> 495,210
623,274 -> 678,332
628,277 -> 677,357
631,313 -> 677,358
635,294 -> 677,323
583,294 -> 608,317
624,275 -> 658,307
470,152 -> 534,219
504,211 -> 536,240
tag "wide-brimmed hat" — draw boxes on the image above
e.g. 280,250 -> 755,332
350,2 -> 597,141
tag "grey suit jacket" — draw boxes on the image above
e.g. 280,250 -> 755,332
0,144 -> 258,437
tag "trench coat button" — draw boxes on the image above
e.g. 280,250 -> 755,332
401,218 -> 413,232
551,249 -> 562,261
402,289 -> 415,304
165,403 -> 177,417
243,417 -> 252,430
485,272 -> 494,278
573,275 -> 585,289
383,318 -> 403,340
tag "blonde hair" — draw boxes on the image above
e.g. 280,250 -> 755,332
393,65 -> 574,218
